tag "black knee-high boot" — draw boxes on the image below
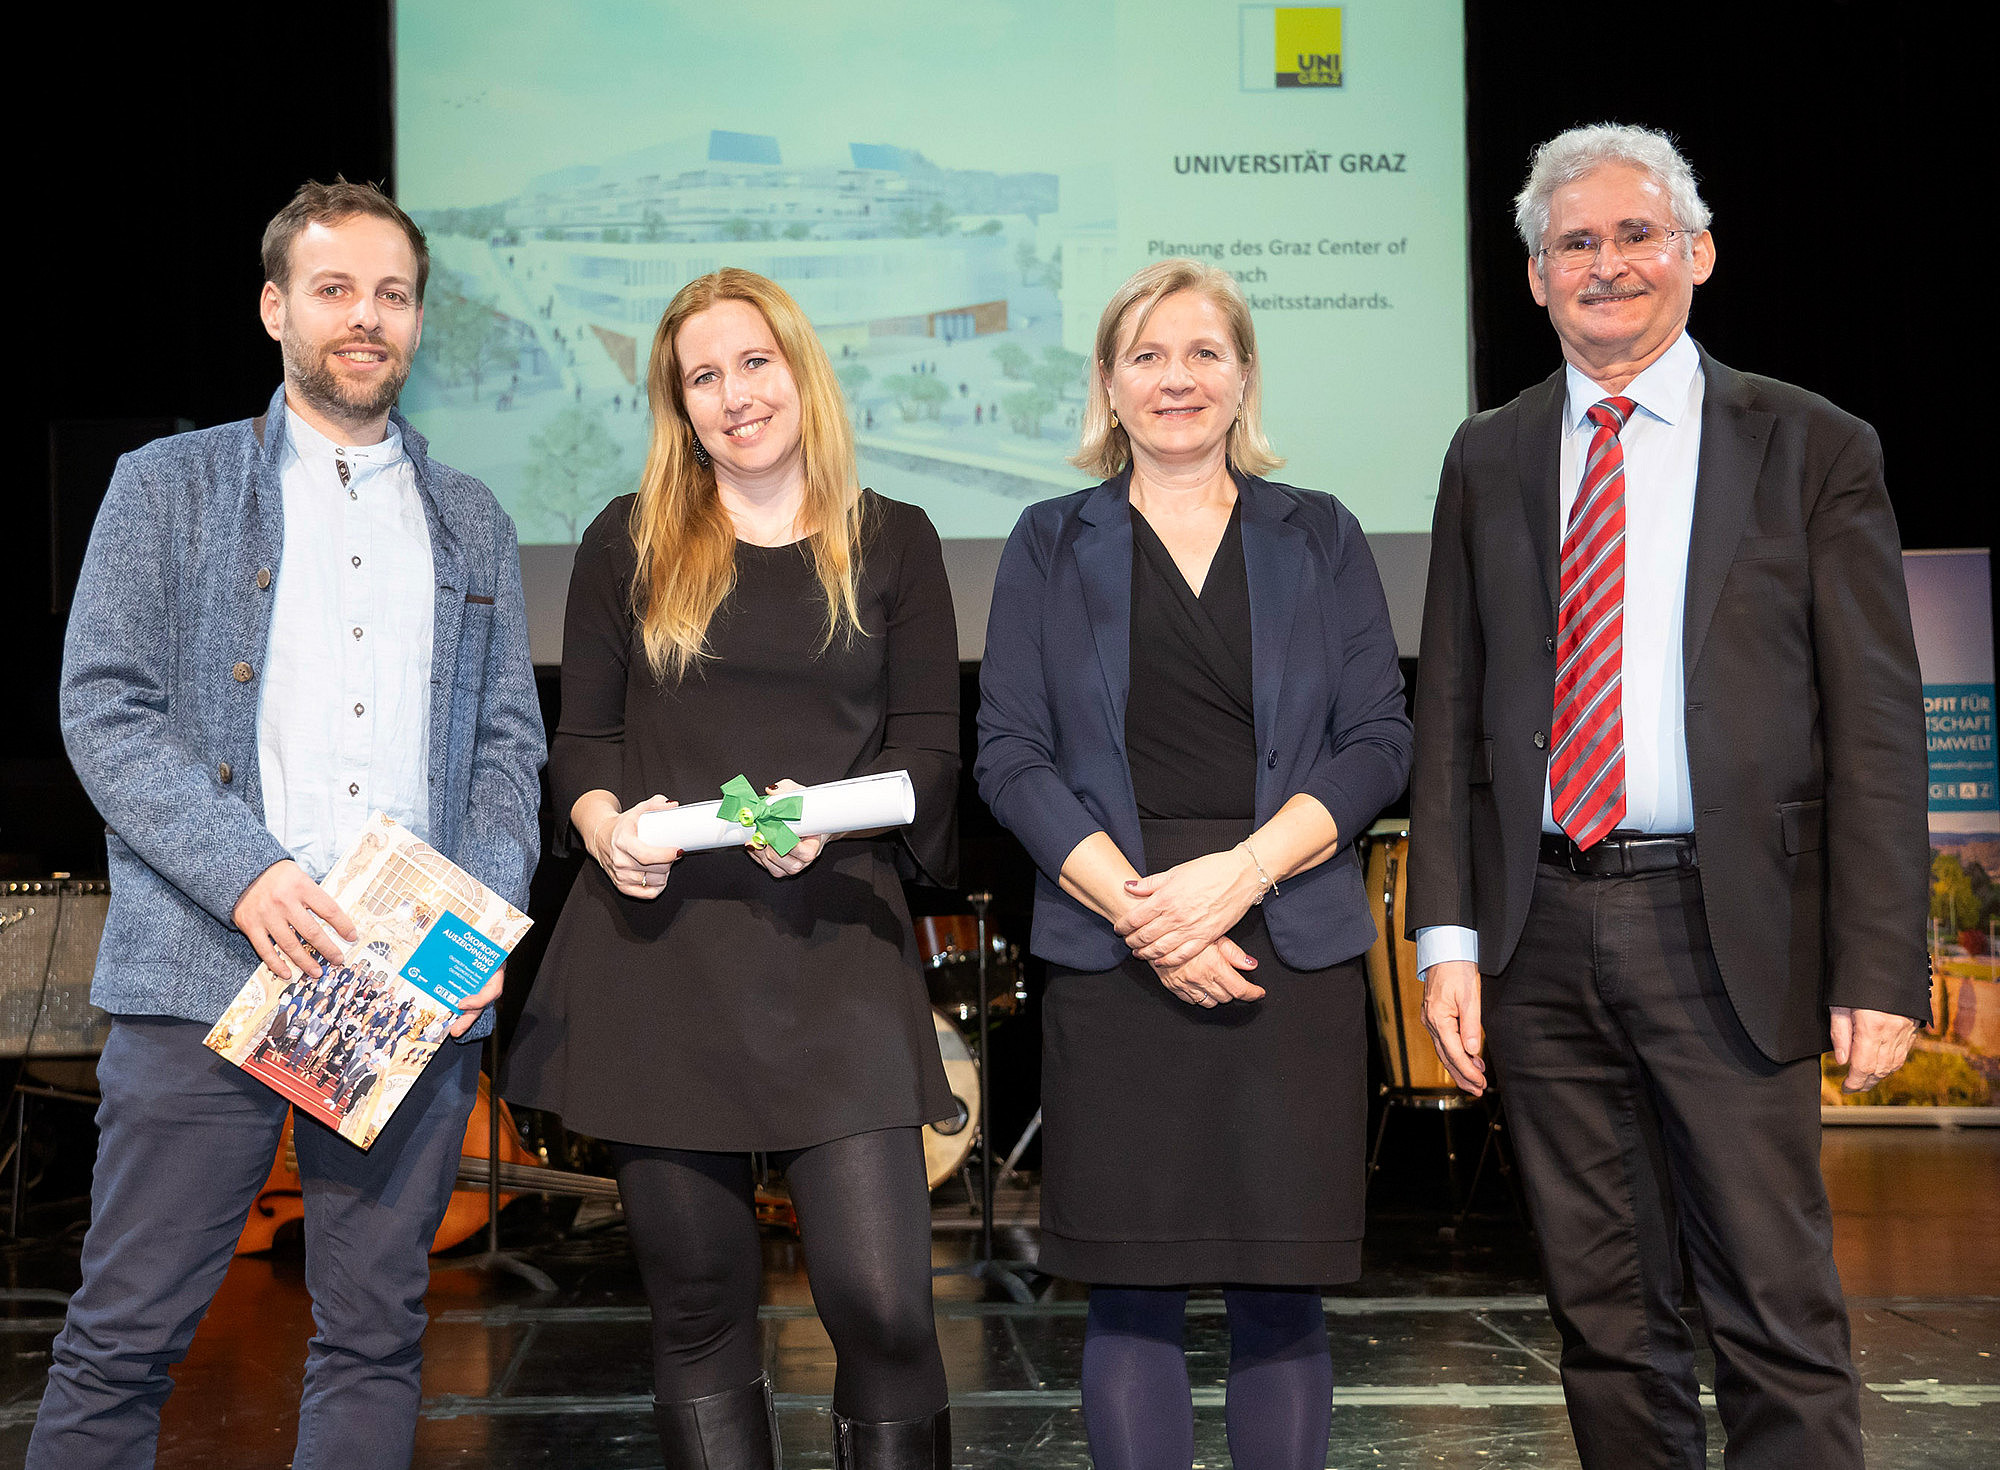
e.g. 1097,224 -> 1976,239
831,1407 -> 950,1469
653,1375 -> 780,1470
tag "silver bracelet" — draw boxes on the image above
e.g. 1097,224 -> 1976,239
1241,839 -> 1279,903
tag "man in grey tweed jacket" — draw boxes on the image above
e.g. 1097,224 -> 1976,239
28,181 -> 545,1469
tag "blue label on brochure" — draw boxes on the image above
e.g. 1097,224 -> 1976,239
400,910 -> 506,1011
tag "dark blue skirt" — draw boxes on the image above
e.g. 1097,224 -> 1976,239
1038,818 -> 1368,1286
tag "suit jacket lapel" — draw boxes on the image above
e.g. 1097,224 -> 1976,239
1514,369 -> 1567,619
1683,354 -> 1774,676
1237,475 -> 1306,760
1074,475 -> 1133,752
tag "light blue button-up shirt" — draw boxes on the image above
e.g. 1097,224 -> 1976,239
1417,331 -> 1705,977
255,406 -> 436,880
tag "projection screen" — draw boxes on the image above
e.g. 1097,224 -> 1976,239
393,0 -> 1470,659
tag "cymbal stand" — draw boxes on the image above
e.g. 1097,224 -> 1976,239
933,892 -> 1043,1303
439,1031 -> 556,1293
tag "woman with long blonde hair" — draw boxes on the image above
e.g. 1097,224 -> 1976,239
509,268 -> 959,1469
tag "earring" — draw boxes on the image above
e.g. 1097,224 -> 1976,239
690,437 -> 711,468
1109,410 -> 1119,427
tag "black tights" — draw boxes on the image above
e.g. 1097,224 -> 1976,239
1082,1286 -> 1332,1470
611,1127 -> 947,1421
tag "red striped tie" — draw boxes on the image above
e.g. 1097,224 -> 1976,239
1550,396 -> 1636,850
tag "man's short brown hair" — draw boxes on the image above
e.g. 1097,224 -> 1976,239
261,176 -> 430,301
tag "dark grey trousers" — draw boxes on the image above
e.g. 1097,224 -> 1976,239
1487,863 -> 1861,1470
26,1014 -> 479,1470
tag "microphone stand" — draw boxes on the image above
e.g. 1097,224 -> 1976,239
440,1030 -> 556,1293
933,892 -> 1041,1303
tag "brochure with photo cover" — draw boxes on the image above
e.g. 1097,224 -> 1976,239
204,813 -> 532,1149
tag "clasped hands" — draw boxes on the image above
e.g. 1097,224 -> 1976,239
232,859 -> 501,1038
1114,847 -> 1266,1009
583,780 -> 830,898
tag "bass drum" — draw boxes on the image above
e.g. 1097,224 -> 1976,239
923,1008 -> 981,1189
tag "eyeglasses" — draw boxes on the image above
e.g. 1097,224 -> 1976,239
1537,225 -> 1697,272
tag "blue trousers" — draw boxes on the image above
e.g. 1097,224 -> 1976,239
27,1015 -> 480,1470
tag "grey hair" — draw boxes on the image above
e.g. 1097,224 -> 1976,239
1514,123 -> 1712,254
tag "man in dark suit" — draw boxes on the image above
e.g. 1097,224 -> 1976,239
1407,124 -> 1930,1469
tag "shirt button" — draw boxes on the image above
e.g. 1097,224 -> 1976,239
352,627 -> 364,640
256,568 -> 271,590
231,661 -> 254,682
1533,730 -> 1548,749
354,703 -> 365,717
218,762 -> 232,784
348,782 -> 360,797
352,556 -> 362,568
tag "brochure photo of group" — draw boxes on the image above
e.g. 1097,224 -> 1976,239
207,939 -> 455,1145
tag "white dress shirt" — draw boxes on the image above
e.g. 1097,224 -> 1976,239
1417,331 -> 1706,976
256,406 -> 435,880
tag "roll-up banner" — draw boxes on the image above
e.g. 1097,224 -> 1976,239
1826,549 -> 1998,1113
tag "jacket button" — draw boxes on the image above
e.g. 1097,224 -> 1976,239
1544,635 -> 1555,654
218,762 -> 232,784
256,568 -> 271,590
1533,730 -> 1548,749
1267,749 -> 1278,769
232,661 -> 254,683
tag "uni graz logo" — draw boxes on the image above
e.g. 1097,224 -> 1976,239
1241,6 -> 1343,91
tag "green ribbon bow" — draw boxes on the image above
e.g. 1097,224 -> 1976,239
716,775 -> 805,855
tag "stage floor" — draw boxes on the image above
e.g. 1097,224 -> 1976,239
1,1127 -> 1994,1467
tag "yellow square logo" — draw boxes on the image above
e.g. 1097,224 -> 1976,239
1275,7 -> 1342,88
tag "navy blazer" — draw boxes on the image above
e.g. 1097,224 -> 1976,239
975,470 -> 1412,973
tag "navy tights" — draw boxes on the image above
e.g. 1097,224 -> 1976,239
1081,1286 -> 1332,1470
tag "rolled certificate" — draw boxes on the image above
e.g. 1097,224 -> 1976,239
634,771 -> 916,853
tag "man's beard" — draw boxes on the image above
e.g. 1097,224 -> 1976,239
283,321 -> 411,427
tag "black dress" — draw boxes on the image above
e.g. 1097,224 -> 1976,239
504,492 -> 958,1151
1037,503 -> 1368,1285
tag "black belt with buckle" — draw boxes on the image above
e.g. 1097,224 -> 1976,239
1539,831 -> 1697,877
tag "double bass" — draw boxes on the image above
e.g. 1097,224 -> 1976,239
236,1072 -> 619,1256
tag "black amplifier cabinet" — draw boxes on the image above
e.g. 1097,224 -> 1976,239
1,879 -> 110,1058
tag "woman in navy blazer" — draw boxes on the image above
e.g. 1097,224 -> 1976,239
976,260 -> 1410,1466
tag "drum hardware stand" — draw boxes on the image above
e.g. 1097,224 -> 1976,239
1366,1088 -> 1528,1242
3,1075 -> 100,1239
931,892 -> 1045,1303
1361,835 -> 1527,1242
4,883 -> 104,1240
998,1105 -> 1041,1184
1455,1094 -> 1527,1236
439,1031 -> 558,1293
